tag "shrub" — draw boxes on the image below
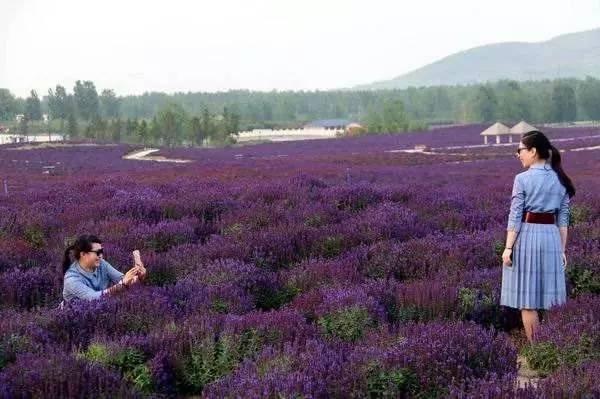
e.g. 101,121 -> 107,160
318,306 -> 374,342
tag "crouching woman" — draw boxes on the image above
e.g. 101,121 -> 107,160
62,235 -> 146,302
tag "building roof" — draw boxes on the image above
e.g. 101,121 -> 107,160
480,122 -> 513,136
304,119 -> 353,128
346,123 -> 364,128
510,121 -> 538,134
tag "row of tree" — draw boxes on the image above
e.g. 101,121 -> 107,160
2,76 -> 600,134
62,103 -> 240,147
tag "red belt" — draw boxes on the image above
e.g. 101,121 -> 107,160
522,212 -> 555,224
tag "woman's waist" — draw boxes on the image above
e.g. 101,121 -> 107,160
522,211 -> 556,224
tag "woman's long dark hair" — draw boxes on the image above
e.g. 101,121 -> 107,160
521,130 -> 576,197
62,235 -> 102,274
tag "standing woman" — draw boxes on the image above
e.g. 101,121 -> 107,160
501,130 -> 575,342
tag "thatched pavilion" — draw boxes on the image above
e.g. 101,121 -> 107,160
480,122 -> 520,144
510,121 -> 538,135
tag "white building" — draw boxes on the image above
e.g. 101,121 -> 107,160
0,133 -> 64,145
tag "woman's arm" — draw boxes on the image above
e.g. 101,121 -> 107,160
502,230 -> 518,266
102,267 -> 141,296
503,175 -> 525,267
559,226 -> 568,268
557,192 -> 570,268
103,260 -> 125,284
507,175 -> 525,233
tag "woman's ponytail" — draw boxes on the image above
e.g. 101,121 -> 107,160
62,245 -> 74,274
549,145 -> 576,197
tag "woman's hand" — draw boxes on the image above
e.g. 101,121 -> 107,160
562,252 -> 567,269
134,261 -> 147,280
502,248 -> 513,267
123,266 -> 142,286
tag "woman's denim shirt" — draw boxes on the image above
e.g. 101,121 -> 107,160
507,163 -> 570,233
63,259 -> 124,302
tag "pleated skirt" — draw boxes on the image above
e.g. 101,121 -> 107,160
500,223 -> 566,310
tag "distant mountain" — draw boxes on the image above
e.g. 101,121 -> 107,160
356,28 -> 600,90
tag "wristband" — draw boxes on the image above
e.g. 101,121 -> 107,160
505,247 -> 512,250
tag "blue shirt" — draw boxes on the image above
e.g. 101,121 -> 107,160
63,259 -> 124,302
507,163 -> 570,232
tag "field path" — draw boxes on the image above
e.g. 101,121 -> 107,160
123,148 -> 193,163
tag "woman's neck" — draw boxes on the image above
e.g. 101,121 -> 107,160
532,160 -> 546,167
79,261 -> 96,273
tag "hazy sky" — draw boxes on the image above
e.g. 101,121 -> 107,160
1,0 -> 599,98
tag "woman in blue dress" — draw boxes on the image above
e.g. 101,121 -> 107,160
500,130 -> 575,342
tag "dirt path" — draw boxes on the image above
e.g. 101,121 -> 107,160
123,148 -> 193,163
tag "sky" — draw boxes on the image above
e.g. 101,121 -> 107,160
1,0 -> 599,98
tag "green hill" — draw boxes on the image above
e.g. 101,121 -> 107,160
356,28 -> 600,90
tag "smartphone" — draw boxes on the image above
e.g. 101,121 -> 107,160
132,250 -> 142,266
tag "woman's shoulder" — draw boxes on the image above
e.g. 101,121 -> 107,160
64,262 -> 81,279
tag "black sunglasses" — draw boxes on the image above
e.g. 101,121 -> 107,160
516,147 -> 528,155
88,248 -> 104,256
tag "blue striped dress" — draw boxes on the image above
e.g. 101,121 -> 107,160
500,163 -> 570,310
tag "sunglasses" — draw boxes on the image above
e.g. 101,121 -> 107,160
88,248 -> 104,256
516,147 -> 528,155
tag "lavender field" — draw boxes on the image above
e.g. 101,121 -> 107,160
0,125 -> 598,398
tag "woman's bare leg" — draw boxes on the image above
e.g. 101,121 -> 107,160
521,309 -> 540,342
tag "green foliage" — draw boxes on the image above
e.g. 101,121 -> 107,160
578,76 -> 600,119
319,235 -> 345,258
0,334 -> 30,371
366,99 -> 411,133
567,267 -> 600,296
523,335 -> 598,376
67,112 -> 78,138
0,88 -> 19,120
73,80 -> 100,121
304,214 -> 325,228
222,223 -> 244,237
493,240 -> 505,257
522,342 -> 561,376
254,285 -> 300,310
458,287 -> 478,318
146,267 -> 178,287
318,306 -> 374,342
23,225 -> 46,249
127,364 -> 154,393
100,89 -> 120,118
98,347 -> 154,393
148,230 -> 188,252
155,103 -> 187,147
389,304 -> 430,323
552,81 -> 577,122
365,363 -> 419,398
80,343 -> 111,365
569,205 -> 589,226
180,333 -> 259,394
471,85 -> 498,122
47,85 -> 70,120
211,298 -> 229,313
24,90 -> 42,121
110,347 -> 145,373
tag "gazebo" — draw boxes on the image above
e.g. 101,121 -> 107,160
510,121 -> 538,135
480,122 -> 520,144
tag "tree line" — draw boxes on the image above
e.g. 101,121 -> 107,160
1,76 -> 599,145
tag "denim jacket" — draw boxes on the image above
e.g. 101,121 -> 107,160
507,163 -> 570,232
